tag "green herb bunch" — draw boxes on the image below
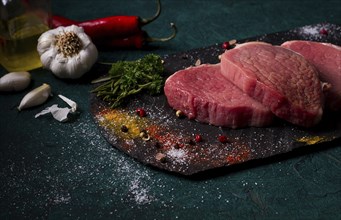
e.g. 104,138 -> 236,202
92,54 -> 164,108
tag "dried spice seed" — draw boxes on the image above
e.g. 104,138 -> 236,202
195,134 -> 202,142
222,42 -> 230,49
121,125 -> 128,132
229,39 -> 237,46
136,108 -> 146,117
195,59 -> 201,66
222,39 -> 237,49
139,130 -> 150,141
319,28 -> 328,35
176,110 -> 184,118
218,135 -> 228,143
139,130 -> 148,138
142,134 -> 150,141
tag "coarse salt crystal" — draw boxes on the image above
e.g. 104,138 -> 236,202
166,148 -> 188,165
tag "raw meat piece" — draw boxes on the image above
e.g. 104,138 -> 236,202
281,40 -> 341,111
164,63 -> 274,128
220,42 -> 323,127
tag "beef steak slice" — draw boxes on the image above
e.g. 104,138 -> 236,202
220,42 -> 323,127
281,40 -> 341,111
164,63 -> 274,128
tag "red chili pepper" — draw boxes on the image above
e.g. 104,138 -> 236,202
52,15 -> 76,27
52,0 -> 161,40
96,23 -> 177,49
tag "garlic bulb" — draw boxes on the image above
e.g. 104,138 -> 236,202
18,83 -> 52,111
0,72 -> 31,92
37,25 -> 98,79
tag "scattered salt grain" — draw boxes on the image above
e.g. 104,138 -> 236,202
129,178 -> 155,205
294,23 -> 337,41
166,148 -> 188,165
300,26 -> 320,35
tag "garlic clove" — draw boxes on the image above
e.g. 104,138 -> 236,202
0,72 -> 31,92
18,83 -> 52,111
66,57 -> 83,79
37,32 -> 55,53
39,47 -> 58,68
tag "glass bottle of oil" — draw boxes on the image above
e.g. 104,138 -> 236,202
0,0 -> 51,72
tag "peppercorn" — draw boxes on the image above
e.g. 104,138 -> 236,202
139,130 -> 150,141
222,42 -> 230,49
319,28 -> 328,35
222,39 -> 237,49
176,110 -> 184,118
136,108 -> 146,117
121,125 -> 128,132
218,135 -> 228,143
194,134 -> 202,143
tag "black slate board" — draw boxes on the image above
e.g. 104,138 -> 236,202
90,23 -> 341,175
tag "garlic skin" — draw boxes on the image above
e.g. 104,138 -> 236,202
0,72 -> 31,92
35,94 -> 78,122
18,83 -> 52,111
37,25 -> 98,79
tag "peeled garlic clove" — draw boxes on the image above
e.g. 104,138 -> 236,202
0,72 -> 31,92
18,83 -> 52,111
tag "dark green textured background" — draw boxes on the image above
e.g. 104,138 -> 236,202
1,0 -> 340,219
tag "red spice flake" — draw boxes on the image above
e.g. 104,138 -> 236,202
226,155 -> 236,164
136,108 -> 146,117
194,134 -> 202,143
226,145 -> 251,165
218,135 -> 229,143
319,28 -> 328,35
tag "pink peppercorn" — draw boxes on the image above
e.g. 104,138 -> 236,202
218,135 -> 228,143
222,41 -> 231,49
319,28 -> 328,35
136,108 -> 146,117
195,134 -> 202,143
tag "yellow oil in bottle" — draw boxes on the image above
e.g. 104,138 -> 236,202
0,14 -> 50,72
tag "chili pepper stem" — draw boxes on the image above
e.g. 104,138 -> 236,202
146,23 -> 177,43
140,0 -> 162,26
